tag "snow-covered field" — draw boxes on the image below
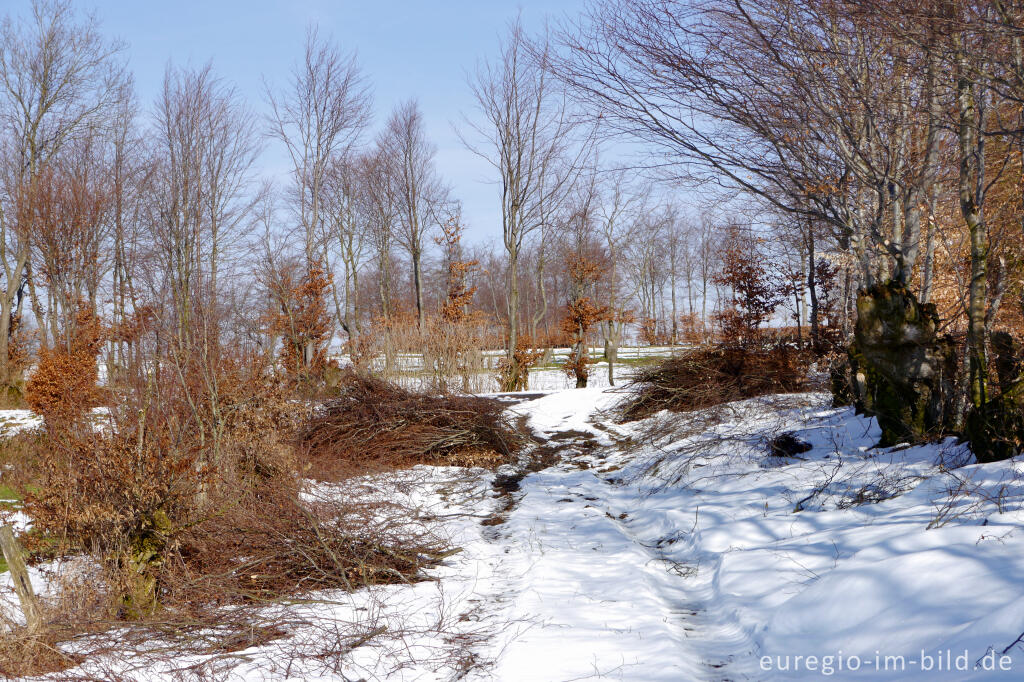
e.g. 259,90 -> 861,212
333,345 -> 677,393
5,386 -> 1024,680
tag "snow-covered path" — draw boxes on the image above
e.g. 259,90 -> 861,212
467,388 -> 1024,681
469,389 -> 766,681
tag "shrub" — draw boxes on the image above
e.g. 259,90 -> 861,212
358,311 -> 493,393
15,354 -> 447,627
495,334 -> 545,392
712,224 -> 782,345
268,258 -> 335,386
560,253 -> 610,388
25,304 -> 105,430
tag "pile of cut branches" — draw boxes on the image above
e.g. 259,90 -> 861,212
617,343 -> 811,421
297,370 -> 526,478
164,478 -> 446,608
0,366 -> 457,677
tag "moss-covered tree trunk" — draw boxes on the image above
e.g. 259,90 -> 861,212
965,332 -> 1024,463
120,510 -> 173,620
847,281 -> 956,446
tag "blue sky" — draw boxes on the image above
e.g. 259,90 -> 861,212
78,0 -> 591,244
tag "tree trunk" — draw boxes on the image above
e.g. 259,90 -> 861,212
413,248 -> 424,329
848,280 -> 956,446
533,255 -> 548,344
921,192 -> 937,304
121,510 -> 172,620
0,252 -> 28,398
500,246 -> 523,392
956,42 -> 989,410
793,285 -> 803,350
807,228 -> 821,353
572,336 -> 588,388
508,250 -> 519,356
0,302 -> 11,393
606,337 -> 618,387
670,273 -> 678,345
0,525 -> 41,632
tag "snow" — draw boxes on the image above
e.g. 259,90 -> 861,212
8,387 -> 1024,679
0,406 -> 110,437
329,345 -> 675,393
0,408 -> 42,435
468,390 -> 1024,681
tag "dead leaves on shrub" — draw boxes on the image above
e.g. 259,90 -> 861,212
25,304 -> 105,430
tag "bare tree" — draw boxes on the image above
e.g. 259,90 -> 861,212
150,63 -> 258,353
694,212 -> 719,342
551,0 -> 947,298
559,176 -> 608,388
29,132 -> 114,347
595,169 -> 643,385
0,0 -> 126,392
321,153 -> 367,343
463,17 -> 589,390
950,4 -> 995,409
661,205 -> 688,345
266,27 -> 371,264
145,62 -> 260,477
381,99 -> 448,329
108,80 -> 149,378
627,214 -> 668,344
360,144 -> 400,322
